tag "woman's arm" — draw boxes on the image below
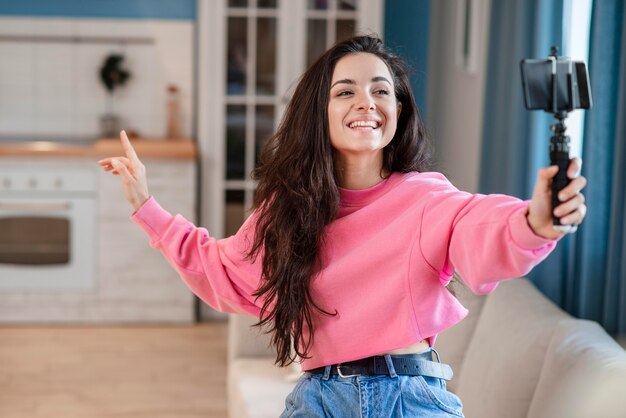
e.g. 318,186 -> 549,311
98,131 -> 262,316
419,160 -> 586,295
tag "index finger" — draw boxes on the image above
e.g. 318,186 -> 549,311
120,130 -> 140,164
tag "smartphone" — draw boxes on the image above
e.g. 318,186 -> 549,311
520,58 -> 592,112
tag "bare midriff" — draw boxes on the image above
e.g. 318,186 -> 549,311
383,339 -> 430,355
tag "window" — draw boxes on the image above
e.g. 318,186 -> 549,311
562,0 -> 593,159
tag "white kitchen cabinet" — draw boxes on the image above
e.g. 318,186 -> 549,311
0,156 -> 196,323
97,158 -> 197,323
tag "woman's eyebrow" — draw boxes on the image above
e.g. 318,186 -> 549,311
330,76 -> 392,89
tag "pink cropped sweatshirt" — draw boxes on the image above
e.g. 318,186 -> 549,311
131,171 -> 558,370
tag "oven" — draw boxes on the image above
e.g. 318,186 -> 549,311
0,167 -> 96,290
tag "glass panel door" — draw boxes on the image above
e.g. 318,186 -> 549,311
306,0 -> 359,67
223,0 -> 365,236
224,0 -> 279,235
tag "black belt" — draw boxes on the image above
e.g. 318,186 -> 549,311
306,351 -> 454,381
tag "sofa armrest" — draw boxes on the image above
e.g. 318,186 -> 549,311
454,278 -> 571,418
527,318 -> 626,418
228,314 -> 274,362
228,358 -> 295,418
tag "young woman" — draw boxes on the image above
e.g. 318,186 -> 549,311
99,36 -> 587,417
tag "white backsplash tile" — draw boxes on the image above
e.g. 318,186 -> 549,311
0,43 -> 36,81
2,86 -> 37,121
0,17 -> 34,35
0,17 -> 193,140
36,113 -> 73,136
31,17 -> 74,36
71,111 -> 102,136
0,115 -> 34,135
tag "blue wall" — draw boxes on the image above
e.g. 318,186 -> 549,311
384,0 -> 431,118
0,0 -> 196,20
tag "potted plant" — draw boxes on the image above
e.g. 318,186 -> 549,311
99,53 -> 131,137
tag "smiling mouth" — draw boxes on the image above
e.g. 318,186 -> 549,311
348,120 -> 382,129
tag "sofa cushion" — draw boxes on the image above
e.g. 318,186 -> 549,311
436,279 -> 488,393
455,278 -> 570,418
527,318 -> 626,418
228,358 -> 296,418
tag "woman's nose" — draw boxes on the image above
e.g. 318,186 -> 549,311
356,100 -> 376,111
356,94 -> 376,111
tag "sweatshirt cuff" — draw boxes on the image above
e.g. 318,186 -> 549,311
508,202 -> 558,250
130,196 -> 174,241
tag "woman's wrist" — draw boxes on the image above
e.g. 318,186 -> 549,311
132,195 -> 151,212
526,212 -> 564,240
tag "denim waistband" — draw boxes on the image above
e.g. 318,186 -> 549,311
306,348 -> 454,381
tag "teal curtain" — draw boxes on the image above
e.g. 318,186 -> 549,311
480,0 -> 626,338
479,0 -> 569,303
384,0 -> 431,118
574,0 -> 626,335
479,0 -> 563,198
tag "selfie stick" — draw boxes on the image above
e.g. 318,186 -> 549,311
547,46 -> 573,231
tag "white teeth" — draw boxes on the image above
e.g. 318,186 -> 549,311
349,120 -> 380,129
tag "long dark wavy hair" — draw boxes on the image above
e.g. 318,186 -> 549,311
247,35 -> 434,367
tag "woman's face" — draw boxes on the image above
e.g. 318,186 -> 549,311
328,53 -> 401,163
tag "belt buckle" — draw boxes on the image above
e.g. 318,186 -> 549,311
336,363 -> 360,378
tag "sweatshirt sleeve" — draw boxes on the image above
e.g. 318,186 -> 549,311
418,173 -> 558,295
130,196 -> 263,316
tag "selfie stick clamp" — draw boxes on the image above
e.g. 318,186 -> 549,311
547,46 -> 573,231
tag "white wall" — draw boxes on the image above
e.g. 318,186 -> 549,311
426,0 -> 492,193
0,17 -> 193,140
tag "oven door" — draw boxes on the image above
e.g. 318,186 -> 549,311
0,196 -> 96,290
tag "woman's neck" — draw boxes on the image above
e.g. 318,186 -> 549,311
335,152 -> 389,190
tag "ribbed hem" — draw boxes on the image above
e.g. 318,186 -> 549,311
130,196 -> 174,241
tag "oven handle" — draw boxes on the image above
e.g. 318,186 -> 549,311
0,201 -> 72,212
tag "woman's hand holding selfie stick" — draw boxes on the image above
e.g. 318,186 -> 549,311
97,130 -> 150,211
520,47 -> 591,241
527,157 -> 587,240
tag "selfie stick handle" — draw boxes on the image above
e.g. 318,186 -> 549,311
548,46 -> 573,231
550,114 -> 571,230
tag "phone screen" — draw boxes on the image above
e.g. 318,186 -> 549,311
520,59 -> 571,112
520,58 -> 592,112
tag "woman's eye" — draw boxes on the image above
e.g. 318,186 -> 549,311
337,90 -> 353,97
375,89 -> 390,95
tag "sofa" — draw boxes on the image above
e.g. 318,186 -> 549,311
227,278 -> 626,418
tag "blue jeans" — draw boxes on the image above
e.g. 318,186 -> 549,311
280,350 -> 464,418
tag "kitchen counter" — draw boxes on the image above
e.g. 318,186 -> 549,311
0,138 -> 196,160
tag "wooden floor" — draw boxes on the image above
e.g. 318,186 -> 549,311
0,322 -> 228,418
